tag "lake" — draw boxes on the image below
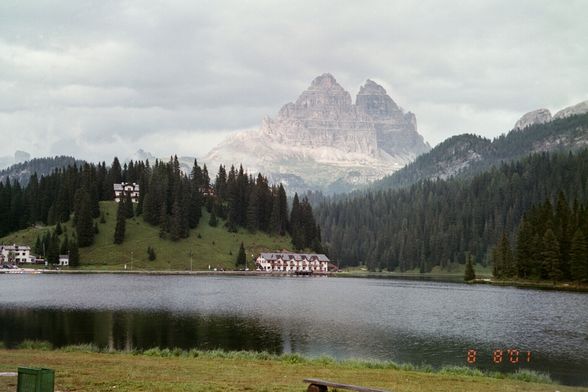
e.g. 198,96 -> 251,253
1,274 -> 587,386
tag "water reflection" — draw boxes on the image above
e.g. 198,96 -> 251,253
0,308 -> 284,353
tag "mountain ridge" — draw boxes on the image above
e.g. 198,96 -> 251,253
204,73 -> 430,194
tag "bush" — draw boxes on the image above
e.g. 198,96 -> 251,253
17,340 -> 53,351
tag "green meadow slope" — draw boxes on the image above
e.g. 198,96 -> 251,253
0,201 -> 293,271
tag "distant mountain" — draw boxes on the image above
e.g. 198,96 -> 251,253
0,156 -> 84,186
0,150 -> 31,171
372,111 -> 588,191
513,100 -> 588,130
204,73 -> 430,194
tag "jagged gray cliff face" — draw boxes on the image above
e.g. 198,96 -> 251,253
514,108 -> 552,130
205,74 -> 430,193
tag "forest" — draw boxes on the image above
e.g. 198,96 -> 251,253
0,156 -> 322,265
316,149 -> 588,280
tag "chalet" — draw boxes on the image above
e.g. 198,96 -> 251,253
255,252 -> 331,273
113,182 -> 140,203
58,255 -> 69,266
0,244 -> 32,264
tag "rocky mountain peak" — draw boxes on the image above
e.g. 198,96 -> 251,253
514,108 -> 552,130
358,79 -> 387,96
205,73 -> 430,193
356,79 -> 401,119
554,100 -> 588,120
292,73 -> 352,113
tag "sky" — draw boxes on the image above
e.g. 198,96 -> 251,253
0,0 -> 587,163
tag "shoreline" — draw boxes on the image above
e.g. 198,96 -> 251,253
1,346 -> 584,391
2,268 -> 587,292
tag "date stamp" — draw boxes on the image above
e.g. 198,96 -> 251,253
467,349 -> 532,365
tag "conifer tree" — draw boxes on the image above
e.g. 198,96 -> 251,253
570,229 -> 588,282
542,229 -> 561,284
208,210 -> 218,227
75,189 -> 95,247
47,231 -> 60,265
55,221 -> 63,235
60,233 -> 69,255
236,242 -> 246,267
34,235 -> 43,256
113,199 -> 126,244
125,193 -> 134,218
69,237 -> 80,267
464,254 -> 476,281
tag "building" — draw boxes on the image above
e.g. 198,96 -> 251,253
255,252 -> 331,273
58,255 -> 69,266
114,182 -> 140,203
0,244 -> 32,264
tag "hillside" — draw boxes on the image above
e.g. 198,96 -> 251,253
372,113 -> 588,191
317,148 -> 588,271
1,201 -> 292,271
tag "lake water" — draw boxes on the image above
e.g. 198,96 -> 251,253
1,274 -> 587,386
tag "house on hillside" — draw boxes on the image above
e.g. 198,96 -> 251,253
255,252 -> 331,273
113,182 -> 140,203
0,244 -> 32,264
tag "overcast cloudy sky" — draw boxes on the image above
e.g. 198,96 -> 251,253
1,0 -> 587,162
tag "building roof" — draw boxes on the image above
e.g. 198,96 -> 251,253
1,245 -> 31,251
258,252 -> 329,262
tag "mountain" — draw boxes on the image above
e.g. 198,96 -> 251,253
0,156 -> 84,186
204,74 -> 430,194
372,110 -> 588,191
0,150 -> 31,171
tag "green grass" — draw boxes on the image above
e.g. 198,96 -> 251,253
0,201 -> 293,271
1,346 -> 582,392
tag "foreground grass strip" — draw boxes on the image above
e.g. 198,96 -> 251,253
1,348 -> 587,392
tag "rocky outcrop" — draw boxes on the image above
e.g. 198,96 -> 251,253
204,74 -> 430,193
553,100 -> 588,120
514,108 -> 552,130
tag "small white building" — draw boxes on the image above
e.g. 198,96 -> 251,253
255,252 -> 331,273
0,244 -> 32,264
114,182 -> 140,203
58,254 -> 69,266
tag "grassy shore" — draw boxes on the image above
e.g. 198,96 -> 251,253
1,345 -> 586,392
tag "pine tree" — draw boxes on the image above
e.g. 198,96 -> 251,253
55,221 -> 63,235
542,229 -> 561,284
47,231 -> 60,265
147,246 -> 156,261
69,237 -> 80,267
75,189 -> 95,247
113,199 -> 126,244
208,210 -> 218,227
60,233 -> 69,255
34,235 -> 43,256
236,242 -> 246,267
125,193 -> 134,218
570,229 -> 588,282
464,254 -> 476,281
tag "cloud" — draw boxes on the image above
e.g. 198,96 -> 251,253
0,0 -> 586,159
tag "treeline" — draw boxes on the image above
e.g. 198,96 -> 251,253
316,150 -> 588,271
493,193 -> 588,282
